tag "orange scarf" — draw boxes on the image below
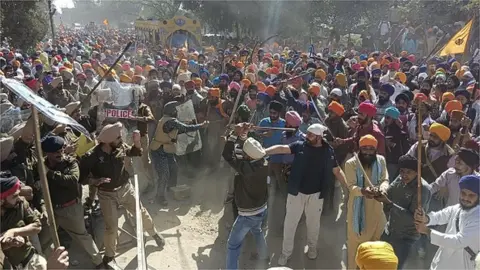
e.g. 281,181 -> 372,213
215,99 -> 229,118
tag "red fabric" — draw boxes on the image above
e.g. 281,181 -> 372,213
0,179 -> 20,200
358,102 -> 377,117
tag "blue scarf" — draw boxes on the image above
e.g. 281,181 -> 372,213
353,158 -> 381,235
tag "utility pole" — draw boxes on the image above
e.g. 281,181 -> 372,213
47,0 -> 56,44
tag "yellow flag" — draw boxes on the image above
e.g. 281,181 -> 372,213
75,134 -> 96,157
103,19 -> 109,26
439,18 -> 473,56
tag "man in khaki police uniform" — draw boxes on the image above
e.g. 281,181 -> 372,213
79,122 -> 165,265
42,135 -> 105,268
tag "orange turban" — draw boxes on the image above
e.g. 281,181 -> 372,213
308,84 -> 321,96
414,93 -> 428,102
241,79 -> 251,87
265,85 -> 276,97
271,67 -> 279,75
235,62 -> 245,69
328,101 -> 345,117
359,60 -> 368,68
429,123 -> 451,142
315,69 -> 326,80
336,73 -> 347,87
444,100 -> 463,113
441,92 -> 455,102
257,82 -> 267,92
359,135 -> 378,148
208,88 -> 220,98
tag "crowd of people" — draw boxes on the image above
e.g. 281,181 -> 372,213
0,26 -> 480,270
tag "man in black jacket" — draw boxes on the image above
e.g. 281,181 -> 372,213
222,123 -> 269,270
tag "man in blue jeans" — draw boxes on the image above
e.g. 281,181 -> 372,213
374,155 -> 431,269
222,123 -> 269,270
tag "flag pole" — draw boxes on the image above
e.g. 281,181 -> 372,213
417,101 -> 423,209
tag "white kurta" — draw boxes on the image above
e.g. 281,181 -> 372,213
427,204 -> 480,270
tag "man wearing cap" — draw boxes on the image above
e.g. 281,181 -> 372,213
47,76 -> 75,108
430,148 -> 480,208
374,155 -> 431,269
264,123 -> 347,265
335,101 -> 386,156
375,84 -> 394,122
0,173 -> 45,269
79,122 -> 165,265
414,175 -> 480,270
150,101 -> 209,206
382,106 -> 409,181
61,70 -> 80,100
41,136 -> 105,268
222,123 -> 269,270
355,241 -> 398,270
344,135 -> 389,269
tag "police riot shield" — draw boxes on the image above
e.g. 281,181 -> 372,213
175,99 -> 202,156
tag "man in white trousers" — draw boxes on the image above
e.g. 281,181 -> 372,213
415,174 -> 480,270
264,124 -> 346,266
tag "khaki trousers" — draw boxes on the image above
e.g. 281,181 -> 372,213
98,182 -> 157,257
54,202 -> 103,265
282,192 -> 324,257
21,253 -> 47,270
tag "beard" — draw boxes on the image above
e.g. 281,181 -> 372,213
427,140 -> 441,148
358,116 -> 369,125
357,81 -> 367,91
371,78 -> 380,89
186,89 -> 194,95
306,137 -> 318,145
377,96 -> 389,105
359,152 -> 376,168
397,106 -> 406,113
209,99 -> 219,106
460,198 -> 479,210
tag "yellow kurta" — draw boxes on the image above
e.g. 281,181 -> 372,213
344,155 -> 388,269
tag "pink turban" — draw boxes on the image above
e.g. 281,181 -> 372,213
98,122 -> 123,143
229,81 -> 241,92
285,111 -> 302,127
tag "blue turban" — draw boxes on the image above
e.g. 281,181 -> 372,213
385,106 -> 400,120
257,92 -> 270,103
302,101 -> 315,113
380,84 -> 395,96
459,175 -> 480,196
219,74 -> 229,81
199,68 -> 209,77
359,54 -> 368,61
212,77 -> 220,86
263,79 -> 271,86
419,65 -> 427,73
41,136 -> 65,153
371,68 -> 382,76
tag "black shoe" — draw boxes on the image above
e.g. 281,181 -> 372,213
157,197 -> 168,207
102,256 -> 114,265
95,262 -> 107,269
153,234 -> 165,248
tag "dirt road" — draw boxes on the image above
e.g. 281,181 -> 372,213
69,165 -> 348,269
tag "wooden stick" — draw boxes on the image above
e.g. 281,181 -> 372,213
353,152 -> 374,187
32,107 -> 60,248
73,41 -> 133,113
417,103 -> 423,208
252,126 -> 296,132
226,83 -> 245,129
134,174 -> 147,270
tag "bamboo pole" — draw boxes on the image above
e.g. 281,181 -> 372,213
32,107 -> 60,248
417,103 -> 423,208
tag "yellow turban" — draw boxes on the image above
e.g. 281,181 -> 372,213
429,123 -> 451,142
120,74 -> 132,83
356,241 -> 398,270
395,72 -> 407,84
359,135 -> 378,148
451,61 -> 461,70
193,77 -> 202,86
